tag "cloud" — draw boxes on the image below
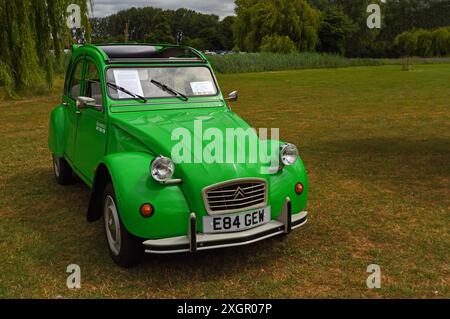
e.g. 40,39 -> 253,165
91,0 -> 236,19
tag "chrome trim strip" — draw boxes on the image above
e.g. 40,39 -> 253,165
202,178 -> 268,216
207,184 -> 265,194
161,178 -> 183,185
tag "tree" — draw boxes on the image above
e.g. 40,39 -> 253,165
260,35 -> 297,53
219,16 -> 236,50
186,38 -> 207,51
414,29 -> 433,57
89,7 -> 229,50
234,0 -> 320,52
381,0 -> 450,41
395,31 -> 418,57
431,27 -> 450,56
318,6 -> 355,55
170,8 -> 221,47
145,13 -> 174,43
0,0 -> 91,97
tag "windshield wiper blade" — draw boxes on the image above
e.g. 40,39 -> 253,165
106,81 -> 147,103
150,79 -> 188,101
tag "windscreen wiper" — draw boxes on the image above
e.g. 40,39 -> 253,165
106,81 -> 148,103
150,79 -> 188,101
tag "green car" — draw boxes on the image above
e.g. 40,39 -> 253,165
48,44 -> 308,267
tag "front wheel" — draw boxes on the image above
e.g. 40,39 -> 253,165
52,155 -> 73,185
103,183 -> 143,267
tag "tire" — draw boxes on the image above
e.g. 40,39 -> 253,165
52,155 -> 74,185
103,183 -> 143,268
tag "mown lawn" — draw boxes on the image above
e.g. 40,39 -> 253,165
0,64 -> 449,298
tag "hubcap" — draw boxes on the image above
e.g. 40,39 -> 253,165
53,156 -> 60,178
104,195 -> 121,256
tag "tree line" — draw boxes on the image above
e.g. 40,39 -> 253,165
234,0 -> 450,57
91,7 -> 236,52
1,0 -> 450,97
90,0 -> 450,57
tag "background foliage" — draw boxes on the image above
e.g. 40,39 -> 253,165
1,0 -> 450,98
90,7 -> 236,52
0,0 -> 91,97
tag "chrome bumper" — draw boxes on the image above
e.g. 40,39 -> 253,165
142,198 -> 308,254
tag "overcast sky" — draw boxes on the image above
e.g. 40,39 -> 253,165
91,0 -> 236,19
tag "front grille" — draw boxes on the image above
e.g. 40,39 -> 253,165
203,179 -> 267,215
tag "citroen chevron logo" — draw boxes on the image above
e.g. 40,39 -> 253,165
233,187 -> 246,199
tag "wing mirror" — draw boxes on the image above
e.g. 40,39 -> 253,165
226,90 -> 238,102
76,96 -> 97,109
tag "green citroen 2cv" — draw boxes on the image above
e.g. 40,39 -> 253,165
48,44 -> 308,267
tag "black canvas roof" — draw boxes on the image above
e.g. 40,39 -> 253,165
96,45 -> 204,63
98,45 -> 158,58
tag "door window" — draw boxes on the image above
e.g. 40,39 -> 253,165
84,61 -> 103,110
68,59 -> 84,99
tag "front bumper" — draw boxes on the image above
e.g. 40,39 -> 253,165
142,198 -> 308,254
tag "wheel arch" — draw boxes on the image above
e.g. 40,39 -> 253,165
86,152 -> 191,239
87,163 -> 112,222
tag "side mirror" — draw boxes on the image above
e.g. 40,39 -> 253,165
226,90 -> 238,102
76,96 -> 96,109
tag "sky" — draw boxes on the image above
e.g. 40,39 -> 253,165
91,0 -> 236,19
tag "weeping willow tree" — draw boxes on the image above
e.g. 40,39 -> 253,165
234,0 -> 320,53
0,0 -> 91,97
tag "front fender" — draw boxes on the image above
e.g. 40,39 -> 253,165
48,105 -> 66,157
267,140 -> 308,216
271,156 -> 308,215
101,152 -> 191,239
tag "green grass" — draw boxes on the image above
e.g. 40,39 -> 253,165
0,64 -> 449,298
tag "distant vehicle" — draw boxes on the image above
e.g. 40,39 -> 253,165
204,50 -> 217,55
48,44 -> 308,267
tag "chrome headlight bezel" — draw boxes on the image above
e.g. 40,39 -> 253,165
280,143 -> 298,166
150,156 -> 175,182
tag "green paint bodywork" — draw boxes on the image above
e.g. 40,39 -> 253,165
48,44 -> 308,239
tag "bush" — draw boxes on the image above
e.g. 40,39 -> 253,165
414,29 -> 433,57
395,27 -> 450,57
259,35 -> 297,54
395,31 -> 418,56
431,28 -> 450,56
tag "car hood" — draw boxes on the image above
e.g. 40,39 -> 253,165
110,107 -> 278,214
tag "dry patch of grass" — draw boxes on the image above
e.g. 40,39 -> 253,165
0,65 -> 449,298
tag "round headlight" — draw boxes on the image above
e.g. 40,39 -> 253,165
151,156 -> 175,182
280,143 -> 298,166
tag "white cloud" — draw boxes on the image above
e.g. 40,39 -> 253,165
91,0 -> 236,19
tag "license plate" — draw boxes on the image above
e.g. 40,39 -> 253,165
203,206 -> 271,234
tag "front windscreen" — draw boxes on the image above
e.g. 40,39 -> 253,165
106,66 -> 218,100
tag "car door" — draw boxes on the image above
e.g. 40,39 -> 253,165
73,57 -> 107,183
63,57 -> 85,163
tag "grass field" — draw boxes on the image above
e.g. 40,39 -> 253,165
0,64 -> 449,298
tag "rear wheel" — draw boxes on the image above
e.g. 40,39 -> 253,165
52,155 -> 73,185
103,183 -> 143,267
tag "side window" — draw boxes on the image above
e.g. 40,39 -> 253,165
84,61 -> 103,109
69,59 -> 83,99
